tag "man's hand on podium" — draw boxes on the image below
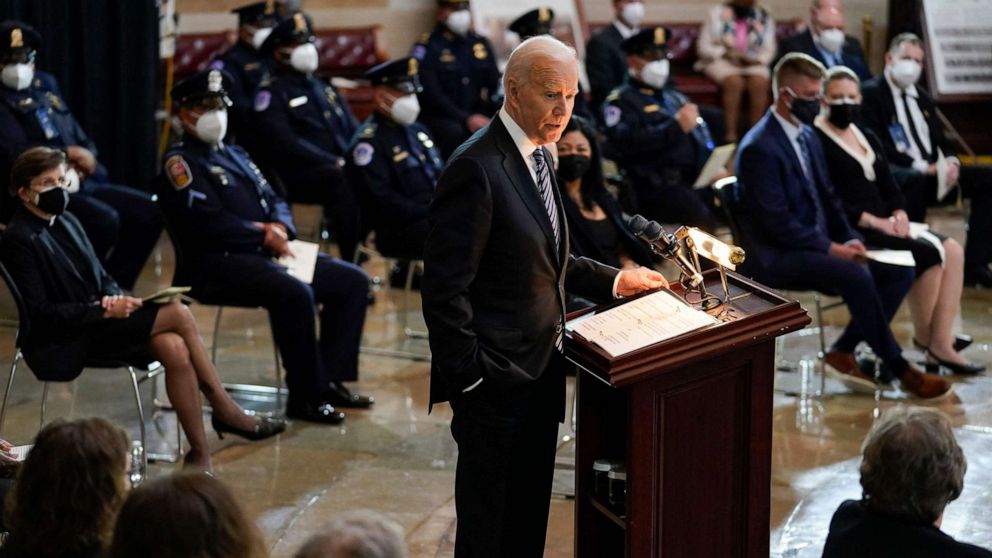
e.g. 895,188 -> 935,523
616,267 -> 669,297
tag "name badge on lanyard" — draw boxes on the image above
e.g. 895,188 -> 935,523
35,107 -> 59,140
888,122 -> 911,154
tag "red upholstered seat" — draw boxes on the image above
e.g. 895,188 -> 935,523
173,32 -> 235,81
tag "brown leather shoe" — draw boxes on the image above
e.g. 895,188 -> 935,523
824,351 -> 879,393
898,365 -> 952,399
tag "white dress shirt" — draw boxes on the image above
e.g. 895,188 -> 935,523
884,70 -> 934,173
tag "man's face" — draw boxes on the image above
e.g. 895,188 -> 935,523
506,56 -> 578,145
613,0 -> 642,20
812,7 -> 845,35
886,42 -> 925,68
779,75 -> 822,108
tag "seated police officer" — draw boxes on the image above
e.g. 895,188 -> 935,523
209,0 -> 287,143
601,27 -> 726,232
0,20 -> 162,291
251,11 -> 361,262
411,0 -> 500,159
347,57 -> 442,260
159,69 -> 374,425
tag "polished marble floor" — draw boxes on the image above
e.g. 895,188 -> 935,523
0,207 -> 989,557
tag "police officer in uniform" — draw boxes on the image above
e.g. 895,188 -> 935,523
250,11 -> 361,262
0,20 -> 162,291
411,0 -> 500,159
159,69 -> 374,424
348,57 -> 442,260
602,27 -> 725,231
209,0 -> 286,143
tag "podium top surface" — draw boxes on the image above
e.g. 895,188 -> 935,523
565,269 -> 811,387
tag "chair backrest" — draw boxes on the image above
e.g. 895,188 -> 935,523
712,176 -> 746,248
0,258 -> 30,350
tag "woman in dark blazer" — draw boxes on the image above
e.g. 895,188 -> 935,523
556,116 -> 655,270
814,67 -> 980,375
0,147 -> 285,470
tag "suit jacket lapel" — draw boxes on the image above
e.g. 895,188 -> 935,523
38,228 -> 86,286
767,115 -> 808,187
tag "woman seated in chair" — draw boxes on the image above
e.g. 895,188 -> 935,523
0,147 -> 286,470
556,116 -> 655,271
814,67 -> 981,375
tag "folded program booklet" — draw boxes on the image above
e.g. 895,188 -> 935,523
142,286 -> 192,303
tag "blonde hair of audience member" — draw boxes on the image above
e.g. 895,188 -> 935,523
109,472 -> 266,558
502,35 -> 578,147
4,418 -> 130,558
293,510 -> 408,558
859,406 -> 965,527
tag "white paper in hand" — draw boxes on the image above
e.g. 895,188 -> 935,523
694,144 -> 736,188
936,149 -> 953,202
278,240 -> 319,283
865,250 -> 916,267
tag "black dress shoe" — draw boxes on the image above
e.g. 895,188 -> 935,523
286,400 -> 346,424
324,381 -> 374,408
964,265 -> 992,288
925,351 -> 986,375
913,334 -> 974,353
212,414 -> 287,441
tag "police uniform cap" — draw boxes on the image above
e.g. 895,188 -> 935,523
364,57 -> 423,94
172,68 -> 234,108
508,7 -> 554,39
260,11 -> 314,54
437,0 -> 470,9
0,21 -> 41,61
231,0 -> 286,26
621,26 -> 672,60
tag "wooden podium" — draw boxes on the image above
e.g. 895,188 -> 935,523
567,269 -> 810,558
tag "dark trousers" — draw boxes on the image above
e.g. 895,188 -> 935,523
449,359 -> 565,558
420,114 -> 470,160
190,253 -> 369,401
283,164 -> 360,263
891,164 -> 992,268
376,219 -> 428,260
635,182 -> 721,232
757,251 -> 914,373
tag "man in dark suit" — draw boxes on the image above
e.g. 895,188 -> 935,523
422,36 -> 666,557
585,0 -> 644,111
773,0 -> 872,81
860,32 -> 992,287
735,53 -> 949,399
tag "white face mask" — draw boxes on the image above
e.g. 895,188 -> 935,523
446,9 -> 472,36
251,27 -> 273,50
65,167 -> 81,194
387,93 -> 421,126
621,2 -> 645,29
1,63 -> 33,91
194,109 -> 228,145
890,58 -> 922,89
290,43 -> 319,74
639,59 -> 669,90
818,28 -> 845,53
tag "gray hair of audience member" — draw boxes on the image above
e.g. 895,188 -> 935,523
822,65 -> 860,93
888,32 -> 924,56
772,52 -> 826,99
859,406 -> 966,525
293,510 -> 407,558
502,34 -> 577,92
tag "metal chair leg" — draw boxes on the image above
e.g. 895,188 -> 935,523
0,351 -> 20,436
274,342 -> 283,410
402,260 -> 428,339
40,382 -> 49,429
815,295 -> 827,397
211,306 -> 224,364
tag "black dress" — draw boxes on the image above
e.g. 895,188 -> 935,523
816,124 -> 945,275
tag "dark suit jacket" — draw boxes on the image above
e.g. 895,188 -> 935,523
0,206 -> 122,381
773,28 -> 872,81
586,24 -> 627,110
422,115 -> 619,407
860,75 -> 952,169
822,500 -> 992,558
562,190 -> 655,269
734,111 -> 860,281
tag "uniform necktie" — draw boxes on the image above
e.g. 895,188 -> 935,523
403,127 -> 438,184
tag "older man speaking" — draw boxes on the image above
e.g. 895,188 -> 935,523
422,36 -> 667,557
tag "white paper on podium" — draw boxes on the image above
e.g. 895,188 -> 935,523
865,250 -> 916,267
278,240 -> 319,284
570,290 -> 717,357
693,143 -> 737,188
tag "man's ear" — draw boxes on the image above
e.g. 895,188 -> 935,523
504,78 -> 517,109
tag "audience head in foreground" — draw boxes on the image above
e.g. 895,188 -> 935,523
109,472 -> 266,558
293,510 -> 407,558
2,417 -> 130,558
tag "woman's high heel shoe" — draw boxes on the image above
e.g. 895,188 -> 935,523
212,413 -> 287,441
925,350 -> 986,375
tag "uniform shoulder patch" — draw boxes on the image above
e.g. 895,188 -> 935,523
165,155 -> 193,190
603,105 -> 622,128
254,90 -> 272,112
352,142 -> 375,167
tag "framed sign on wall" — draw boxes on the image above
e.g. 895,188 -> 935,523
921,0 -> 992,101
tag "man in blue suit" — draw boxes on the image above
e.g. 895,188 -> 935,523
773,0 -> 872,81
735,53 -> 948,399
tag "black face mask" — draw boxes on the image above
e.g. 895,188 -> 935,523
827,103 -> 860,129
34,187 -> 68,216
556,155 -> 592,182
790,96 -> 821,126
730,4 -> 754,19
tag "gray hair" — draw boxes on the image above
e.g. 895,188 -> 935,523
502,35 -> 577,92
859,406 -> 966,524
889,32 -> 924,56
293,510 -> 407,558
822,65 -> 860,93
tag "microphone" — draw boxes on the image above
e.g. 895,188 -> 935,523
624,214 -> 704,287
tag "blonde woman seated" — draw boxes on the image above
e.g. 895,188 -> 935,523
814,67 -> 981,375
